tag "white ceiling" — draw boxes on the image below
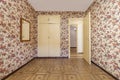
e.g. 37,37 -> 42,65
28,0 -> 94,11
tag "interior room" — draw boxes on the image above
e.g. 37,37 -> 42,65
0,0 -> 120,80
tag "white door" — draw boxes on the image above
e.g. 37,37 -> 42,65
38,24 -> 49,57
48,24 -> 60,57
83,12 -> 91,64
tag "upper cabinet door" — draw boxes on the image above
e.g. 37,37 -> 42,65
38,15 -> 49,23
38,15 -> 60,24
48,15 -> 60,23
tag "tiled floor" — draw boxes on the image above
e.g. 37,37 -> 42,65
5,58 -> 115,80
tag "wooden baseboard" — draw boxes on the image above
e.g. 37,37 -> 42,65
2,58 -> 34,80
77,52 -> 83,54
92,61 -> 118,80
35,57 -> 68,59
70,47 -> 77,48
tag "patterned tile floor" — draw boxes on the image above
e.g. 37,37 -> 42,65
5,58 -> 115,80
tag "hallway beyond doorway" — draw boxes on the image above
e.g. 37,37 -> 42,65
70,47 -> 83,58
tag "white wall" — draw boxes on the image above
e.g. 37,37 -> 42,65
77,21 -> 83,53
69,18 -> 83,53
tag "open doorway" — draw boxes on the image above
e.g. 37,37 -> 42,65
69,18 -> 83,58
70,25 -> 77,56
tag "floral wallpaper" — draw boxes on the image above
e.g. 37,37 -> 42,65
88,0 -> 120,79
2,0 -> 120,79
0,0 -> 37,79
37,11 -> 85,57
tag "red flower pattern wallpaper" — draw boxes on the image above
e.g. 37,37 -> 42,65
37,11 -> 85,57
88,0 -> 120,79
1,0 -> 120,80
0,0 -> 37,79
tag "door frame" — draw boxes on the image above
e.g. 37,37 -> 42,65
88,12 -> 91,64
68,18 -> 83,58
83,12 -> 91,64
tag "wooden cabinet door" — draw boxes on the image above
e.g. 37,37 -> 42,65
38,24 -> 49,57
48,24 -> 60,57
38,15 -> 60,57
38,15 -> 60,24
38,15 -> 49,23
48,15 -> 60,23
